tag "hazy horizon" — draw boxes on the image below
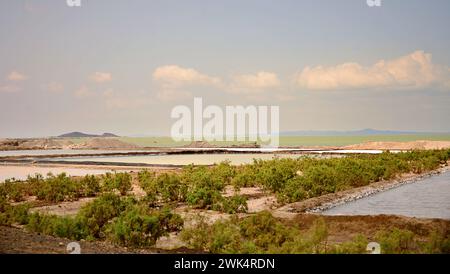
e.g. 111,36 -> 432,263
3,128 -> 450,139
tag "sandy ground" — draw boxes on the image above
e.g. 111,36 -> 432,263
0,163 -> 181,183
343,140 -> 450,150
2,138 -> 450,151
0,137 -> 138,150
30,198 -> 96,216
0,225 -> 193,254
68,138 -> 139,149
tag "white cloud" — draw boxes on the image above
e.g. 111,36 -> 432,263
0,85 -> 21,93
153,65 -> 221,88
295,50 -> 450,91
7,71 -> 27,81
90,72 -> 112,83
230,71 -> 280,93
152,66 -> 284,100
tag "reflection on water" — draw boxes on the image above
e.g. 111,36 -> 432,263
0,165 -> 114,182
0,149 -> 397,158
322,171 -> 450,219
50,153 -> 307,166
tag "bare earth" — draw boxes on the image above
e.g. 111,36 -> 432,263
344,140 -> 450,150
2,138 -> 450,151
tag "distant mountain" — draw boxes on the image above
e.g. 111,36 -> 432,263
58,132 -> 119,138
101,133 -> 119,137
281,128 -> 447,136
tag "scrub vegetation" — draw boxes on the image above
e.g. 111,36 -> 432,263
181,211 -> 450,254
0,149 -> 449,252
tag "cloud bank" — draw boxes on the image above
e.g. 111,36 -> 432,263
295,51 -> 450,91
7,71 -> 27,81
153,65 -> 222,88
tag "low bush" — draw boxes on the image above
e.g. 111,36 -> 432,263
108,206 -> 183,247
235,150 -> 450,203
0,179 -> 28,202
76,193 -> 136,238
102,172 -> 132,195
35,173 -> 80,202
375,228 -> 418,254
23,193 -> 184,246
139,171 -> 187,204
0,203 -> 30,226
181,211 -> 450,254
26,213 -> 86,240
79,175 -> 101,197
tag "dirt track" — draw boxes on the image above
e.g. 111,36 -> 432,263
0,225 -> 150,254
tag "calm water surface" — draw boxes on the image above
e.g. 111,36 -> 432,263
0,165 -> 117,182
49,153 -> 306,166
0,149 -> 150,157
322,171 -> 450,219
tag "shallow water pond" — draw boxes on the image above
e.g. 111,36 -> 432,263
322,171 -> 450,219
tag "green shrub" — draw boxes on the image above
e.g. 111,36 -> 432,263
0,203 -> 30,226
76,193 -> 136,238
138,171 -> 188,204
423,230 -> 450,254
79,175 -> 101,197
0,179 -> 27,202
26,213 -> 87,240
376,228 -> 417,254
183,165 -> 226,209
0,195 -> 8,213
211,161 -> 236,185
35,173 -> 79,202
108,206 -> 183,247
240,149 -> 450,203
231,165 -> 258,189
102,172 -> 132,195
181,211 -> 450,254
253,158 -> 297,193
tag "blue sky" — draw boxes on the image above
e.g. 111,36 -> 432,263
1,0 -> 450,137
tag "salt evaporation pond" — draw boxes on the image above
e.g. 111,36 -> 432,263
47,153 -> 306,166
0,165 -> 117,182
322,171 -> 450,219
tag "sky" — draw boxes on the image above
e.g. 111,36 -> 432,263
0,0 -> 449,138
